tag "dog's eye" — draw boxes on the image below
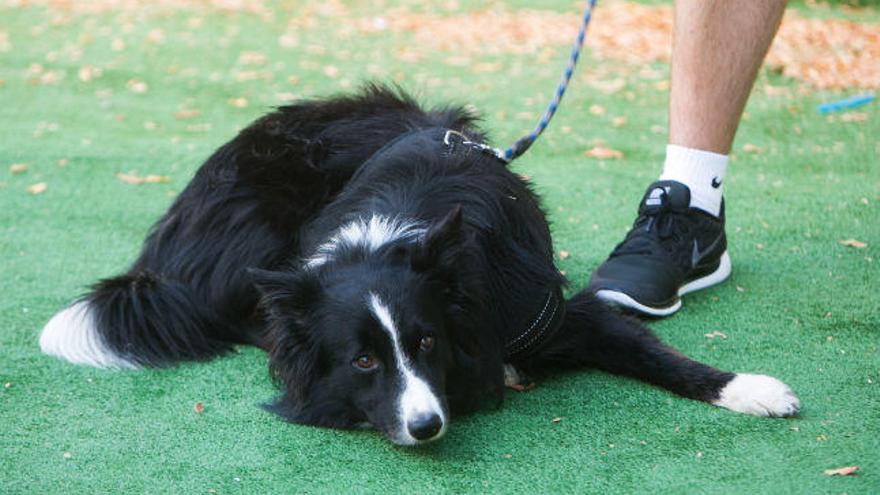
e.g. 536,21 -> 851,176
353,354 -> 377,370
419,335 -> 435,352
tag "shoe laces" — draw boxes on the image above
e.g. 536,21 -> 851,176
610,202 -> 692,258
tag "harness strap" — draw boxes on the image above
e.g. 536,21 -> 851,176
440,129 -> 566,360
506,289 -> 565,360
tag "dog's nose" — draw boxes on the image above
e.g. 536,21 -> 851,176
407,413 -> 443,441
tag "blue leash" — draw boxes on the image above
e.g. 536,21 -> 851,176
495,0 -> 597,163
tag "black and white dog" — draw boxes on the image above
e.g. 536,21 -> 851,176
40,85 -> 799,445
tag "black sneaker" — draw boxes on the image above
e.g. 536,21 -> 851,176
588,180 -> 731,317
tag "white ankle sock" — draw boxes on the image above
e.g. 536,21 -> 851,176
659,144 -> 728,217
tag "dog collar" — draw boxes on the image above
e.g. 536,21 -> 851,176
505,289 -> 565,360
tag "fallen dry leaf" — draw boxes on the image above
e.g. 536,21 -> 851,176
471,62 -> 501,73
228,97 -> 248,108
588,104 -> 606,116
146,28 -> 164,44
558,250 -> 570,260
194,402 -> 203,414
174,109 -> 199,120
238,51 -> 267,65
116,173 -> 142,184
839,239 -> 867,249
611,116 -> 627,128
583,146 -> 623,159
187,123 -> 212,133
143,175 -> 170,184
62,451 -> 71,459
824,466 -> 858,476
116,173 -> 170,185
78,65 -> 99,82
27,182 -> 47,194
839,112 -> 868,123
704,331 -> 728,339
742,143 -> 764,154
551,417 -> 562,423
234,70 -> 271,82
9,163 -> 28,173
735,285 -> 745,292
279,33 -> 298,48
126,79 -> 148,93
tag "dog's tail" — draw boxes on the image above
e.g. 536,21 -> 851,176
39,271 -> 231,368
529,289 -> 799,417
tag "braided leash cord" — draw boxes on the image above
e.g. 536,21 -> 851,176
495,0 -> 597,163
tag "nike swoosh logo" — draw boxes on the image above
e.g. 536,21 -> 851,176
692,235 -> 723,268
711,177 -> 722,188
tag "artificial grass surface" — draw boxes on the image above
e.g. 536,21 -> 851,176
1,1 -> 878,493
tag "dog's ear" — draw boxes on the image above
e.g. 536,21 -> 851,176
248,268 -> 320,324
262,338 -> 321,424
411,205 -> 464,272
250,268 -> 323,417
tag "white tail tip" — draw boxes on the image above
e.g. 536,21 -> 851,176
39,301 -> 137,369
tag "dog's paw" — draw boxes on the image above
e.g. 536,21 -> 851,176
713,373 -> 800,417
503,364 -> 535,392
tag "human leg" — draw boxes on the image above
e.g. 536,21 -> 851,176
588,0 -> 787,316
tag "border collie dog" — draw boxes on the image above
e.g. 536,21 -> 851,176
40,85 -> 799,445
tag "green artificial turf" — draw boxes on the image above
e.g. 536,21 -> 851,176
1,1 -> 878,493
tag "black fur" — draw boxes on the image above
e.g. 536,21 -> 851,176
73,84 -> 745,444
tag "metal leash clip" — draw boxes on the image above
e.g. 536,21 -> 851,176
442,129 -> 506,161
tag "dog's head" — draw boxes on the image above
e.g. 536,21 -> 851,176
252,207 -> 501,445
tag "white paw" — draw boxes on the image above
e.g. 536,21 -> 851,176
713,373 -> 800,417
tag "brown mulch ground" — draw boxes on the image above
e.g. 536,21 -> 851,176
7,0 -> 879,89
353,2 -> 879,90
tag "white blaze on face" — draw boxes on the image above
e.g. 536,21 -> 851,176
368,292 -> 446,445
306,215 -> 425,269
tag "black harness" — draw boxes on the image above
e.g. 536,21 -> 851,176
505,289 -> 565,360
441,129 -> 566,360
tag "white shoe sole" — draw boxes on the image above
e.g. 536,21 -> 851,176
595,251 -> 731,317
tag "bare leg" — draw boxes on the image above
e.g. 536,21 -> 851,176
589,1 -> 788,317
669,0 -> 787,154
